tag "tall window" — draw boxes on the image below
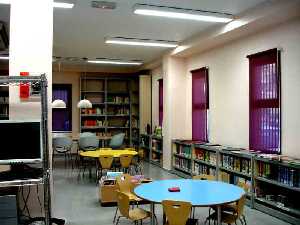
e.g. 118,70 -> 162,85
191,67 -> 209,142
248,48 -> 281,153
52,84 -> 72,132
158,79 -> 163,127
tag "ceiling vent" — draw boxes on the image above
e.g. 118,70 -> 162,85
91,1 -> 116,10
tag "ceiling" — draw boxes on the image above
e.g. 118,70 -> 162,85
53,0 -> 267,65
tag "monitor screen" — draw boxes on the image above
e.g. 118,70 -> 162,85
0,121 -> 42,164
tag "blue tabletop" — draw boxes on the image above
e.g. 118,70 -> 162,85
134,179 -> 245,206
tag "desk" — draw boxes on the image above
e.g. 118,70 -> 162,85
79,149 -> 137,158
134,179 -> 245,225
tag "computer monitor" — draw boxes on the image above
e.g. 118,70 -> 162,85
0,121 -> 42,164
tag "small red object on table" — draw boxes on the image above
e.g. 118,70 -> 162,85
168,187 -> 180,192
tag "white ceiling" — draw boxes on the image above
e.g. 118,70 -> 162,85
53,0 -> 266,64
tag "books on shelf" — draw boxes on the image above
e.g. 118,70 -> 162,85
107,96 -> 129,103
174,157 -> 191,171
221,154 -> 251,175
175,145 -> 192,158
194,148 -> 216,165
194,163 -> 216,176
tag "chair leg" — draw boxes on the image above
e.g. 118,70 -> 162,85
115,216 -> 121,225
113,207 -> 118,223
242,215 -> 246,225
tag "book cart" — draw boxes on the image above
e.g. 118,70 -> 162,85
171,139 -> 300,224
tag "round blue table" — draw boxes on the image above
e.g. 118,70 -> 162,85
134,179 -> 245,225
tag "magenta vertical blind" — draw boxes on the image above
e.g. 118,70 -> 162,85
248,48 -> 281,153
191,67 -> 209,142
158,79 -> 163,126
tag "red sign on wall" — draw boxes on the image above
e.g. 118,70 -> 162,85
20,72 -> 30,99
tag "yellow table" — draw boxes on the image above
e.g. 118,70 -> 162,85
79,149 -> 137,158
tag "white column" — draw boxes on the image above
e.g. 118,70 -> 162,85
9,0 -> 53,216
162,55 -> 189,169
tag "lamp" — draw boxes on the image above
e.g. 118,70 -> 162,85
52,99 -> 66,108
77,99 -> 92,108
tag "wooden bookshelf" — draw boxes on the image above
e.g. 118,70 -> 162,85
80,76 -> 139,147
139,134 -> 163,167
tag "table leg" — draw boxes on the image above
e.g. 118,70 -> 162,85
150,202 -> 155,225
217,205 -> 221,225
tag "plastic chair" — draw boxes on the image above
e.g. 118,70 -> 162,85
97,155 -> 114,180
162,200 -> 195,225
80,132 -> 95,137
192,174 -> 216,181
115,191 -> 151,225
120,154 -> 133,173
109,133 -> 125,149
206,195 -> 247,225
113,174 -> 142,223
53,136 -> 73,168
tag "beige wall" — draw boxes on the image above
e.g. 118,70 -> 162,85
53,71 -> 80,136
184,18 -> 300,158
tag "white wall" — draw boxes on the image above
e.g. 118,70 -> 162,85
151,66 -> 162,131
139,75 -> 151,134
185,18 -> 300,158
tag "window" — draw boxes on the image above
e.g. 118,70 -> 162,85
191,67 -> 209,142
52,84 -> 72,132
158,79 -> 163,127
248,48 -> 280,153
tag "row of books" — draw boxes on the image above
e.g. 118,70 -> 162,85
83,120 -> 108,127
194,149 -> 217,165
174,157 -> 191,171
152,139 -> 162,152
221,154 -> 251,175
82,108 -> 104,115
257,161 -> 300,187
107,96 -> 129,103
194,164 -> 216,176
175,145 -> 192,158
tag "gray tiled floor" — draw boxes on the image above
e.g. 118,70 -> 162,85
52,159 -> 290,225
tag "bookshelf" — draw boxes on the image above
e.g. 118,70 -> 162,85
0,86 -> 9,120
140,134 -> 151,161
139,134 -> 163,167
80,76 -> 139,147
171,139 -> 300,224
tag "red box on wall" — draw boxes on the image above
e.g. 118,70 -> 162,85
20,72 -> 30,99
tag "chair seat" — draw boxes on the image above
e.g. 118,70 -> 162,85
125,192 -> 142,202
129,208 -> 151,221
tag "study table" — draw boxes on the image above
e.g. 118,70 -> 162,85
79,149 -> 137,158
134,179 -> 245,225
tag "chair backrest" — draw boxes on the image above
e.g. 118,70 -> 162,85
99,155 -> 114,169
109,133 -> 125,149
53,136 -> 72,153
80,132 -> 95,138
116,174 -> 132,193
162,200 -> 192,225
236,195 -> 247,218
79,135 -> 99,151
116,191 -> 130,218
192,174 -> 216,181
237,181 -> 250,193
119,154 -> 133,169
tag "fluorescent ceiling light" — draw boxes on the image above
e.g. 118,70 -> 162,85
0,56 -> 9,60
88,59 -> 142,66
0,1 -> 74,8
53,2 -> 74,9
106,37 -> 178,48
133,4 -> 233,23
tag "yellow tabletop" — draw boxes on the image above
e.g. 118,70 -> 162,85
79,149 -> 138,158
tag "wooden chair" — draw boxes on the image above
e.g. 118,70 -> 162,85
113,174 -> 142,223
120,154 -> 133,173
97,155 -> 114,180
115,191 -> 151,225
162,200 -> 195,225
206,195 -> 247,225
192,174 -> 216,181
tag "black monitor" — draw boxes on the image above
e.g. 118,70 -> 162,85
0,121 -> 42,164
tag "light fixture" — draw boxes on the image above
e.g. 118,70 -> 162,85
0,1 -> 74,8
133,4 -> 233,23
0,56 -> 9,60
77,99 -> 93,109
53,2 -> 74,9
87,59 -> 143,66
52,99 -> 66,108
105,37 -> 178,48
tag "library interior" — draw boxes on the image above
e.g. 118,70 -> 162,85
0,1 -> 300,225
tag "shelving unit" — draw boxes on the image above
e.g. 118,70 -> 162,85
80,76 -> 139,147
0,86 -> 9,120
139,134 -> 151,161
171,139 -> 300,224
139,134 -> 163,167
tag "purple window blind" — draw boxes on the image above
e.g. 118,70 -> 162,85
158,79 -> 163,126
248,48 -> 280,153
191,67 -> 209,142
52,85 -> 72,131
